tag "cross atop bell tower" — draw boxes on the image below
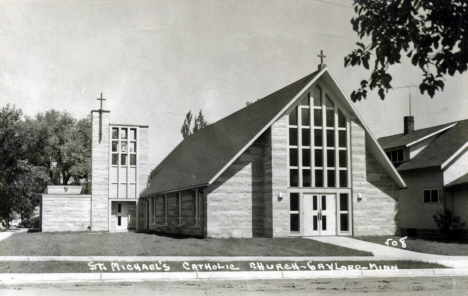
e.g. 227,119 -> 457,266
318,50 -> 327,71
97,93 -> 106,143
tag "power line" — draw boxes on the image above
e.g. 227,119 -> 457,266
312,0 -> 353,9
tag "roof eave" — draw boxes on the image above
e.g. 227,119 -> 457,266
405,123 -> 456,148
140,183 -> 209,197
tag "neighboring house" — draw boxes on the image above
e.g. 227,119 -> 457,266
378,117 -> 468,238
40,108 -> 149,232
137,65 -> 406,238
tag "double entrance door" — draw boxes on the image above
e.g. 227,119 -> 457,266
303,194 -> 336,236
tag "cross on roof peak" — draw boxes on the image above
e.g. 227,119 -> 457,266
318,50 -> 327,71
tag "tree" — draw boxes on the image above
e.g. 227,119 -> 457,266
22,110 -> 91,185
345,0 -> 468,101
181,111 -> 193,138
0,105 -> 47,227
245,99 -> 260,106
180,110 -> 209,138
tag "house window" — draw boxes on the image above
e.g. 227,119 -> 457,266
193,191 -> 200,227
290,193 -> 300,232
177,193 -> 182,226
386,149 -> 404,163
423,189 -> 439,203
288,85 -> 349,188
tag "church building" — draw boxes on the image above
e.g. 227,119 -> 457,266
136,63 -> 406,238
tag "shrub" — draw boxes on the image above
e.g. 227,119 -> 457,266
433,209 -> 466,241
21,217 -> 40,229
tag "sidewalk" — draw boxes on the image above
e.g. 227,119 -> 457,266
1,235 -> 467,283
307,236 -> 468,269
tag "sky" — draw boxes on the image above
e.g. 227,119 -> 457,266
1,0 -> 467,171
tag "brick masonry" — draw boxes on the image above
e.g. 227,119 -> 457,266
351,117 -> 400,236
91,111 -> 110,231
41,195 -> 91,232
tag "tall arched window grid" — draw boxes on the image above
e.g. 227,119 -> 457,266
287,85 -> 350,188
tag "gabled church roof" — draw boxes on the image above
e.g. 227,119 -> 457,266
395,119 -> 468,171
141,68 -> 406,197
141,71 -> 320,196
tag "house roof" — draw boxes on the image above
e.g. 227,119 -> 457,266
395,119 -> 468,171
446,172 -> 468,188
378,122 -> 455,150
141,68 -> 407,197
141,71 -> 320,196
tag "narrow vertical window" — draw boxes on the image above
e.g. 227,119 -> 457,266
177,193 -> 182,225
339,193 -> 350,232
152,196 -> 156,224
193,191 -> 200,226
290,193 -> 300,232
163,195 -> 168,225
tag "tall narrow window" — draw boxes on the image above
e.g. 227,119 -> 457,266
177,193 -> 182,225
290,193 -> 300,232
163,195 -> 168,225
152,196 -> 156,224
339,193 -> 350,232
193,191 -> 200,226
288,84 -> 349,188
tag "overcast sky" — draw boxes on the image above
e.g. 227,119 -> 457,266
1,0 -> 467,171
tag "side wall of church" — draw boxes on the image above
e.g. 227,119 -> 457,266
351,117 -> 400,236
270,115 -> 290,237
204,141 -> 265,238
143,191 -> 204,237
41,195 -> 91,232
91,111 -> 110,231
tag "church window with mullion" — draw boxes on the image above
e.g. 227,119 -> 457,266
288,85 -> 349,188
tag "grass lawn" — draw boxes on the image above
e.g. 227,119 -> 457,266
0,232 -> 372,257
355,236 -> 468,256
0,260 -> 446,273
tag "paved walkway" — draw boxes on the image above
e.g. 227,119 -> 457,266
307,236 -> 468,269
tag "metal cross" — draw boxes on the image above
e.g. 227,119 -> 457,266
97,93 -> 106,143
318,50 -> 326,65
97,93 -> 106,111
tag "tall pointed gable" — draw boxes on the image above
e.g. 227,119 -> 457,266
142,67 -> 406,197
141,70 -> 321,196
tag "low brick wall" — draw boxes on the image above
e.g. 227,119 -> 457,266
41,195 -> 91,232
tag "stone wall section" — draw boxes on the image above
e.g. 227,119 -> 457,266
41,195 -> 91,232
351,117 -> 400,236
270,115 -> 289,237
204,143 -> 264,238
262,130 -> 274,237
138,127 -> 149,195
91,111 -> 110,231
